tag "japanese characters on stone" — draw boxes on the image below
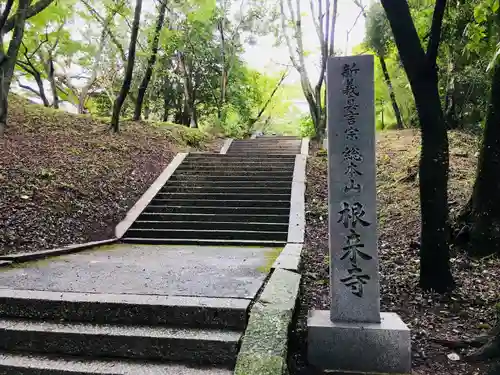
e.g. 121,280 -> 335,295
338,62 -> 373,298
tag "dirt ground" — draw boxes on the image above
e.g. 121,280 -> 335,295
288,129 -> 500,375
0,96 -> 222,255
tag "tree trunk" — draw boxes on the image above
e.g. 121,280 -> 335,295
248,70 -> 288,128
16,60 -> 50,107
162,78 -> 172,122
110,0 -> 143,133
217,18 -> 226,120
381,0 -> 454,292
48,57 -> 59,109
379,55 -> 404,129
178,52 -> 197,128
464,59 -> 500,256
0,0 -> 30,135
133,0 -> 166,121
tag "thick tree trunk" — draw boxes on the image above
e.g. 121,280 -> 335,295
110,0 -> 143,132
381,0 -> 454,292
0,0 -> 30,135
178,53 -> 197,128
133,0 -> 166,121
464,60 -> 500,256
379,55 -> 404,129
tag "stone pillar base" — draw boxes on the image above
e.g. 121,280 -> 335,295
307,310 -> 411,374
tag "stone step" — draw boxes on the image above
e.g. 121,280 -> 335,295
0,289 -> 248,330
230,144 -> 299,148
226,149 -> 299,154
124,228 -> 288,241
231,140 -> 300,144
0,319 -> 240,365
154,193 -> 290,201
149,199 -> 290,208
137,212 -> 290,223
169,175 -> 291,182
164,180 -> 292,188
131,221 -> 288,232
0,352 -> 234,375
173,170 -> 293,177
225,150 -> 298,154
122,238 -> 286,247
161,186 -> 292,194
176,165 -> 294,172
228,145 -> 301,149
224,153 -> 298,157
184,157 -> 295,163
144,206 -> 290,215
185,154 -> 295,160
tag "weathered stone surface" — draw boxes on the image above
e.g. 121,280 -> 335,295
308,310 -> 411,374
234,269 -> 301,375
326,55 -> 380,323
288,155 -> 306,244
234,354 -> 285,375
0,239 -> 116,262
259,269 -> 301,310
0,244 -> 269,300
301,138 -> 310,156
0,289 -> 249,329
0,318 -> 240,365
219,139 -> 233,154
272,243 -> 302,271
0,351 -> 234,374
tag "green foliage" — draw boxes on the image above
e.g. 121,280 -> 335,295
299,114 -> 315,138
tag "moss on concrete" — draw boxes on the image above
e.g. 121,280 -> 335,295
234,268 -> 301,375
234,354 -> 286,375
258,247 -> 284,273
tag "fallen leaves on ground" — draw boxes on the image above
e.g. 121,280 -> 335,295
0,95 -> 222,255
288,129 -> 500,375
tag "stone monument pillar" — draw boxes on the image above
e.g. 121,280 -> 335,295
307,55 -> 411,374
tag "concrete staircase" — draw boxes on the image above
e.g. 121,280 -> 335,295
227,136 -> 302,155
0,136 -> 306,374
0,290 -> 244,374
122,151 -> 298,246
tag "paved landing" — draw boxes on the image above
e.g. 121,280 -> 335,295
0,244 -> 278,299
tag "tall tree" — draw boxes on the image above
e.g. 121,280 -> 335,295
133,0 -> 167,120
110,0 -> 143,132
362,2 -> 403,129
457,1 -> 500,256
279,0 -> 338,139
0,0 -> 54,135
380,0 -> 454,292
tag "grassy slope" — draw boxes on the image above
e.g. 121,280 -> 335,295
0,96 -> 222,255
290,129 -> 500,375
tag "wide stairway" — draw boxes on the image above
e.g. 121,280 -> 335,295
0,136 -> 304,374
0,288 -> 244,374
122,137 -> 303,246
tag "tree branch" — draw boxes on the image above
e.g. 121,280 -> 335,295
3,0 -> 54,33
80,0 -> 127,63
279,0 -> 299,69
251,69 -> 289,125
17,81 -> 42,97
426,0 -> 447,66
0,0 -> 14,31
